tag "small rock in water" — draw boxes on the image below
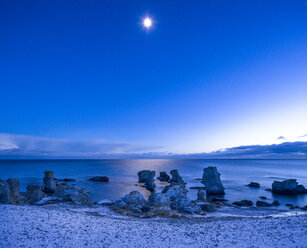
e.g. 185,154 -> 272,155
259,196 -> 267,200
285,203 -> 294,207
43,171 -> 57,194
137,170 -> 156,183
210,197 -> 228,203
58,178 -> 76,182
89,176 -> 109,182
157,171 -> 170,182
169,169 -> 184,184
232,200 -> 253,207
300,205 -> 307,211
256,201 -> 272,207
247,182 -> 260,188
201,167 -> 225,195
272,200 -> 280,206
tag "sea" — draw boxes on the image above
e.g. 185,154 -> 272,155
0,159 -> 306,208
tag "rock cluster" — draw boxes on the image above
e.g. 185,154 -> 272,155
247,182 -> 260,188
113,183 -> 203,217
271,179 -> 307,195
1,171 -> 92,206
201,167 -> 225,195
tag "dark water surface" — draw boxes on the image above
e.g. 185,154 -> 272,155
0,159 -> 306,208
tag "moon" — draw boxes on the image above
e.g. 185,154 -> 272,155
143,17 -> 152,28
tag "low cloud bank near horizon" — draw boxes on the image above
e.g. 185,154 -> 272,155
0,133 -> 307,159
0,133 -> 163,158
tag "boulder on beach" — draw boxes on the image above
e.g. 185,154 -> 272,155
113,191 -> 147,214
163,184 -> 200,214
157,171 -> 170,182
7,178 -> 20,204
53,183 -> 92,205
247,182 -> 260,188
43,171 -> 57,194
169,169 -> 184,184
256,201 -> 272,207
201,167 -> 225,195
26,185 -> 46,205
271,179 -> 307,195
0,178 -> 21,205
89,176 -> 109,182
137,170 -> 156,183
200,203 -> 216,212
147,192 -> 171,211
232,200 -> 253,207
0,179 -> 12,204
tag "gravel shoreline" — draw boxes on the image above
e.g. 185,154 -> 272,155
0,204 -> 306,248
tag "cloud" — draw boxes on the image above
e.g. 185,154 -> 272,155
276,136 -> 286,140
0,133 -> 307,159
175,142 -> 307,159
0,133 -> 163,158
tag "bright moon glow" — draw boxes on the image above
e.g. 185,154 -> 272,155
143,17 -> 152,28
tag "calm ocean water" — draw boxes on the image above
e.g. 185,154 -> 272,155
0,159 -> 306,207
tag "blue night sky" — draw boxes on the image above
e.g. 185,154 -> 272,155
0,0 -> 307,157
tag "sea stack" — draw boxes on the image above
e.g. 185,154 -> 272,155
137,170 -> 156,183
157,171 -> 170,182
43,171 -> 57,193
201,166 -> 225,195
169,169 -> 184,184
271,179 -> 307,194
